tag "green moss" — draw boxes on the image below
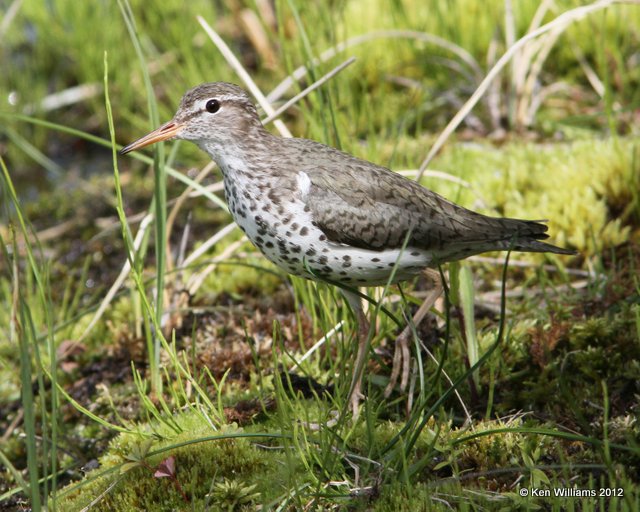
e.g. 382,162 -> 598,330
56,415 -> 288,511
485,285 -> 640,431
450,417 -> 552,476
430,138 -> 635,256
373,482 -> 452,511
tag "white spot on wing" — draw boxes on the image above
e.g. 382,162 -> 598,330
296,171 -> 312,199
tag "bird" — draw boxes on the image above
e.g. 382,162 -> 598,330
121,82 -> 574,416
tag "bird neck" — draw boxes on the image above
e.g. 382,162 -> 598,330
197,125 -> 277,176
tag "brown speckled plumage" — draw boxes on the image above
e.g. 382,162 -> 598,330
121,83 -> 572,285
121,82 -> 574,414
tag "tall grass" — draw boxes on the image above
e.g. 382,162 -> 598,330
1,159 -> 54,509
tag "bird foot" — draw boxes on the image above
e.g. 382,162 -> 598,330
301,410 -> 340,431
384,268 -> 444,398
341,290 -> 371,420
384,328 -> 411,397
348,379 -> 365,419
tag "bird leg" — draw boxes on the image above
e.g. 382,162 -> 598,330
342,290 -> 371,418
384,268 -> 443,397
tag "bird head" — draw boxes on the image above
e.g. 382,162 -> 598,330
120,82 -> 262,156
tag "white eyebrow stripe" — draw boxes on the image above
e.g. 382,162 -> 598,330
203,94 -> 244,103
191,95 -> 247,114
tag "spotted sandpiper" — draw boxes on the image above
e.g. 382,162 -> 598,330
121,82 -> 574,416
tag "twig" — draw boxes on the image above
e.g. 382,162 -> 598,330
468,255 -> 594,277
479,278 -> 593,304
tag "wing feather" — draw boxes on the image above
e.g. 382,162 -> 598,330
286,138 -> 565,257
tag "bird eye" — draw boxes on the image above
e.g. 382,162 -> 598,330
205,99 -> 220,113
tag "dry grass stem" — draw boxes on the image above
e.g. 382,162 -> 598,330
262,57 -> 357,126
239,8 -> 278,69
182,221 -> 239,268
268,29 -> 482,103
416,0 -> 626,181
165,161 -> 217,271
197,15 -> 292,138
187,237 -> 247,295
288,320 -> 345,370
74,212 -> 154,345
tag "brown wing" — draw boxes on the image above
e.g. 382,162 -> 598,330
290,138 -> 571,257
304,160 -> 515,250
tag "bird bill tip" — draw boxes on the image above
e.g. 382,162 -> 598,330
119,121 -> 181,155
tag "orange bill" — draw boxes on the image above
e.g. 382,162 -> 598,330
120,121 -> 182,154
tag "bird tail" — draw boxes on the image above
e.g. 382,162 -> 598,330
438,216 -> 576,262
488,218 -> 575,255
511,237 -> 575,255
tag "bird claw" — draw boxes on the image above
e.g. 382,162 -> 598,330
385,269 -> 443,399
384,329 -> 411,397
349,380 -> 365,419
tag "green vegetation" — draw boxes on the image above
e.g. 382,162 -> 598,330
1,0 -> 639,510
